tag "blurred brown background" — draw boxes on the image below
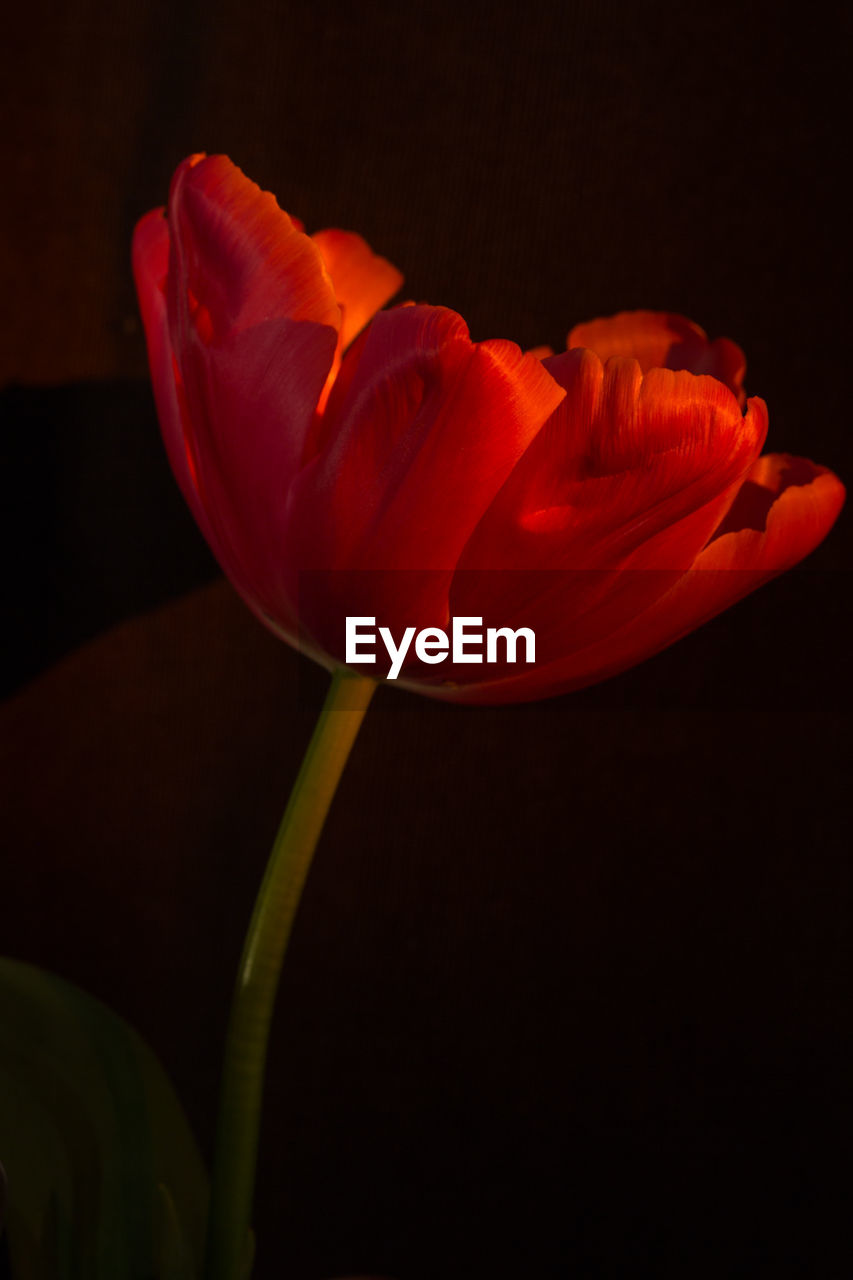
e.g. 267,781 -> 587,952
1,1 -> 851,1277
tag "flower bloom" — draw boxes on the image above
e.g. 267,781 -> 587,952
133,155 -> 844,704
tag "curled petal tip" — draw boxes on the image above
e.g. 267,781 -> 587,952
568,309 -> 747,402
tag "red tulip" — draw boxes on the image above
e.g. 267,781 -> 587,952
133,155 -> 844,704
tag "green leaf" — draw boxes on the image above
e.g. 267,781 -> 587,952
0,958 -> 208,1280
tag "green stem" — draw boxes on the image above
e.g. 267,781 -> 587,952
203,666 -> 376,1280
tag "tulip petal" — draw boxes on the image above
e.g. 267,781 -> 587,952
568,310 -> 746,403
446,349 -> 768,684
311,229 -> 403,352
167,154 -> 341,338
310,230 -> 403,420
456,348 -> 765,574
429,455 -> 844,703
131,207 -> 221,556
284,304 -> 566,640
160,155 -> 351,628
687,454 -> 846,571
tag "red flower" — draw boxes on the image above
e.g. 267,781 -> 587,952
133,156 -> 844,704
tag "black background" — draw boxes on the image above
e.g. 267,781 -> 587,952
1,2 -> 851,1277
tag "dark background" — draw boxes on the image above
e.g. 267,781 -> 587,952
1,1 -> 851,1276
